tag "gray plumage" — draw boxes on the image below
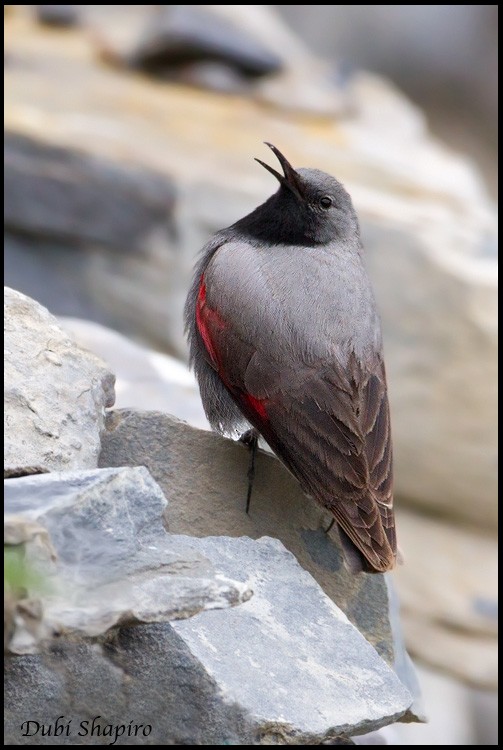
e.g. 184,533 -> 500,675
184,144 -> 397,573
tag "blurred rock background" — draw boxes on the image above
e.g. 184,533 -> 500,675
4,5 -> 497,745
276,4 -> 498,200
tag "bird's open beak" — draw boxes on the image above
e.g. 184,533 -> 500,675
255,143 -> 304,201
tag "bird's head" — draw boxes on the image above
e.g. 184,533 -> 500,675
253,143 -> 359,245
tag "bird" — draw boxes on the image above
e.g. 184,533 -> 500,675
184,143 -> 397,574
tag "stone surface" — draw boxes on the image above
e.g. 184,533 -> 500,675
4,467 -> 251,653
35,5 -> 79,27
4,129 -> 181,352
4,234 -> 131,336
126,5 -> 283,77
4,5 -> 497,526
4,536 -> 412,745
168,535 -> 413,740
4,131 -> 176,252
394,510 -> 497,690
59,317 -> 209,429
98,409 -> 421,719
4,288 -> 115,476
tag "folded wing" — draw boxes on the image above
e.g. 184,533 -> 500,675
197,273 -> 396,573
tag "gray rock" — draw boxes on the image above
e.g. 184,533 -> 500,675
127,5 -> 283,77
99,409 -> 421,719
4,536 -> 412,744
35,5 -> 79,27
4,288 -> 115,476
4,128 -> 182,350
5,640 -> 143,746
4,132 -> 176,252
168,535 -> 412,741
4,234 -> 119,331
4,467 -> 251,652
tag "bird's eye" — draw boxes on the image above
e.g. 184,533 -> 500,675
320,196 -> 332,209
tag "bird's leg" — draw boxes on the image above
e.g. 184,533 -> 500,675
239,428 -> 259,515
325,518 -> 336,534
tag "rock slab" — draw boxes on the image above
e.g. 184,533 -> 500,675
168,534 -> 412,741
4,535 -> 412,744
4,287 -> 115,476
4,462 -> 412,743
4,466 -> 251,652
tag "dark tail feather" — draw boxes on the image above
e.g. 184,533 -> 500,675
337,525 -> 382,575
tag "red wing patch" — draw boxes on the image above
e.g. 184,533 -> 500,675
196,276 -> 225,368
196,274 -> 270,427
